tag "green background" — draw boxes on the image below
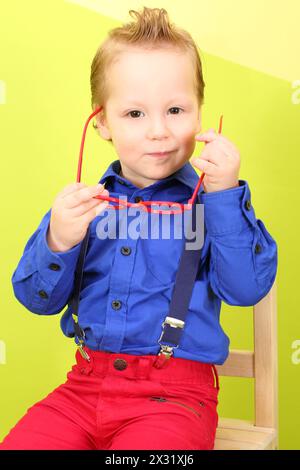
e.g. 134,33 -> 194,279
0,0 -> 299,449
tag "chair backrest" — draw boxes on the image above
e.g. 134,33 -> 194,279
215,280 -> 278,438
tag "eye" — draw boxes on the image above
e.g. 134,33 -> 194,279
125,107 -> 183,118
169,107 -> 183,114
126,110 -> 143,118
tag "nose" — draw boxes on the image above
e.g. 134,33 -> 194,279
147,115 -> 170,139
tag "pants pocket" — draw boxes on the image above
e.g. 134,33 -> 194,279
149,396 -> 204,418
147,390 -> 218,450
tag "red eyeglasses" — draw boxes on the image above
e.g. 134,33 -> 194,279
76,106 -> 223,215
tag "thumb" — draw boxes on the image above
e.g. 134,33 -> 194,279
95,200 -> 109,216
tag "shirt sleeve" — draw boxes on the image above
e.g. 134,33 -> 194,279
200,180 -> 278,306
11,209 -> 83,315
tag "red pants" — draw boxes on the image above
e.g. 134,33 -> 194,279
0,347 -> 220,450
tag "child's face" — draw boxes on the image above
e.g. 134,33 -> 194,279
97,46 -> 202,189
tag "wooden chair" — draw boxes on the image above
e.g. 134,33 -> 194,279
213,280 -> 278,450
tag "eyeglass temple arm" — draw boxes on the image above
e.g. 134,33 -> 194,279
77,106 -> 103,183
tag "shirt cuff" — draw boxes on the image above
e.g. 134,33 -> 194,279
199,180 -> 257,236
35,221 -> 83,286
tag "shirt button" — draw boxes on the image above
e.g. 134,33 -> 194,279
134,196 -> 143,203
244,200 -> 251,211
255,243 -> 262,254
38,290 -> 48,299
113,358 -> 127,371
48,263 -> 61,271
121,246 -> 131,256
112,300 -> 122,310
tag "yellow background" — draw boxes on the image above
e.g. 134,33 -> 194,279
0,0 -> 299,449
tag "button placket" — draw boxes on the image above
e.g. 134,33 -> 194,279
99,235 -> 137,352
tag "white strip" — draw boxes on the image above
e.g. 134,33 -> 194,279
0,340 -> 6,365
0,81 -> 6,105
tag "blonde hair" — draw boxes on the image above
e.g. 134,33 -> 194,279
90,6 -> 205,131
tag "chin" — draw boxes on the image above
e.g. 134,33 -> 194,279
146,169 -> 171,181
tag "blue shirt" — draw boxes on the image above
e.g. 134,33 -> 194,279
11,160 -> 277,364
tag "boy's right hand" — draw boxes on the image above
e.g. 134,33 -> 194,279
47,183 -> 109,252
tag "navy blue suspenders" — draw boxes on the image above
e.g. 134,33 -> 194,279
70,197 -> 202,364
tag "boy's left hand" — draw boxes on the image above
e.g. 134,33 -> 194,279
191,129 -> 241,193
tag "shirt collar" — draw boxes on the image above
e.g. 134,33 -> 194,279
98,159 -> 201,192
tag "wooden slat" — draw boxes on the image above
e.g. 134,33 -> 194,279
254,280 -> 278,433
215,429 -> 274,447
215,350 -> 254,377
214,418 -> 277,450
212,279 -> 278,450
217,417 -> 274,433
214,438 -> 262,450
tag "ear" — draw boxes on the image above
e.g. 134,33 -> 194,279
195,106 -> 202,134
93,105 -> 112,141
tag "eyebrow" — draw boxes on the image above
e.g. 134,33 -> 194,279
122,97 -> 192,106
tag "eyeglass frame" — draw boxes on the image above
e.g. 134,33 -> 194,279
76,106 -> 223,215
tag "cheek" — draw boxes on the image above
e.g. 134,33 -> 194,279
113,132 -> 138,154
178,132 -> 197,152
174,119 -> 197,142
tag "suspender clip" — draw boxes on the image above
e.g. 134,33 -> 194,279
158,316 -> 185,344
157,315 -> 185,359
158,317 -> 185,344
158,344 -> 174,359
162,316 -> 185,329
72,313 -> 91,362
77,339 -> 91,362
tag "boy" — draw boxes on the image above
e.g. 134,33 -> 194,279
0,7 -> 277,450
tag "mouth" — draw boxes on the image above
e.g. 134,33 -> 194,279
146,150 -> 174,158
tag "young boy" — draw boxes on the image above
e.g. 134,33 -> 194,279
0,7 -> 277,450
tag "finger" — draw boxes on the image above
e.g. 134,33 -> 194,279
95,200 -> 109,217
59,183 -> 87,199
196,143 -> 232,166
195,129 -> 219,143
65,184 -> 106,209
216,137 -> 238,156
81,200 -> 110,225
196,134 -> 238,159
191,158 -> 218,177
72,190 -> 109,216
